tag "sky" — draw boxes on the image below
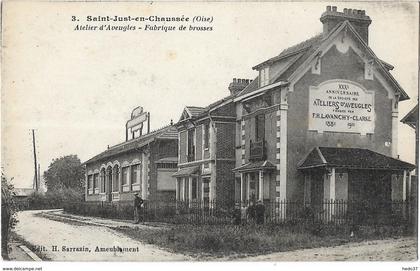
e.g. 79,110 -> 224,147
2,1 -> 418,188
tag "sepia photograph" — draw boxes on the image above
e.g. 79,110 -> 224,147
1,1 -> 418,270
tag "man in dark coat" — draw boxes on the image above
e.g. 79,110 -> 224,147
232,203 -> 241,225
255,200 -> 265,225
133,193 -> 144,224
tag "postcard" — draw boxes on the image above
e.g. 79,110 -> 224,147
1,1 -> 418,271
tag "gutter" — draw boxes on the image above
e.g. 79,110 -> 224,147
234,81 -> 289,102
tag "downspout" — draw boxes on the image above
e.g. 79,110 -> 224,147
208,113 -> 217,204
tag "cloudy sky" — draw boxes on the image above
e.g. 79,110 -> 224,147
2,1 -> 418,188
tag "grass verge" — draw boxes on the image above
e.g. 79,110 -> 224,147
115,222 -> 412,259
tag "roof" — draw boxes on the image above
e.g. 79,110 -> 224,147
401,104 -> 418,129
242,21 -> 409,102
172,166 -> 199,177
179,94 -> 236,122
185,106 -> 206,117
84,124 -> 177,165
253,34 -> 324,70
233,160 -> 276,173
298,147 -> 415,171
13,188 -> 35,197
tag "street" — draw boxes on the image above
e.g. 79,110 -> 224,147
13,210 -> 190,261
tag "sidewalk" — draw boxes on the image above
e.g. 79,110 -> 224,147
39,209 -> 169,230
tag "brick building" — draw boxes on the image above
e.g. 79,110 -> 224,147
84,124 -> 178,202
232,5 -> 415,216
172,79 -> 251,205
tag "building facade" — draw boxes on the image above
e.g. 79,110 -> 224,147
232,6 -> 415,216
172,79 -> 251,205
84,124 -> 178,202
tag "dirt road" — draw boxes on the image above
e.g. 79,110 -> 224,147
14,210 -> 190,261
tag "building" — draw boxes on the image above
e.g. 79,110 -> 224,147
84,123 -> 178,202
232,5 -> 415,219
13,188 -> 35,209
401,103 -> 418,169
172,80 -> 248,205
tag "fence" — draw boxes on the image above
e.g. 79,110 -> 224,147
64,199 -> 413,226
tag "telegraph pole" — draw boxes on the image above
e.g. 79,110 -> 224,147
32,129 -> 38,191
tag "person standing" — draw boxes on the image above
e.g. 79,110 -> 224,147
133,193 -> 144,224
255,200 -> 265,225
232,203 -> 241,225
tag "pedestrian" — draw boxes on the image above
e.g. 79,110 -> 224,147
255,200 -> 265,225
231,203 -> 241,225
133,193 -> 144,224
247,200 -> 256,222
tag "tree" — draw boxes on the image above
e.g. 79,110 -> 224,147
44,155 -> 85,194
2,173 -> 18,259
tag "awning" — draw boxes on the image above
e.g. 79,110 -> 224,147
297,147 -> 416,171
233,160 -> 276,173
172,166 -> 199,177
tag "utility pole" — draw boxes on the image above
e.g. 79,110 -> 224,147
32,129 -> 38,192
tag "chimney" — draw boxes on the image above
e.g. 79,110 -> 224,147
320,6 -> 372,44
228,78 -> 252,95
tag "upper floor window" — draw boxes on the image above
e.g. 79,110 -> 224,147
259,67 -> 269,87
255,113 -> 265,142
204,123 -> 210,149
187,128 -> 195,162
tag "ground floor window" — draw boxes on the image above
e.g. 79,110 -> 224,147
100,169 -> 106,193
93,173 -> 99,194
121,167 -> 129,186
87,175 -> 93,195
131,164 -> 141,191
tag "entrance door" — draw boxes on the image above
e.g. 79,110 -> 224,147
310,171 -> 324,213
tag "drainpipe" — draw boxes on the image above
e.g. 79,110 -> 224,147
208,113 -> 217,204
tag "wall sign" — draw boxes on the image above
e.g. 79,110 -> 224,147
308,80 -> 375,135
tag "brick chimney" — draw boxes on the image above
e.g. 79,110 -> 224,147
228,78 -> 252,95
320,6 -> 372,44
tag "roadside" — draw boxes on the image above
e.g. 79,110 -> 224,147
40,209 -> 418,261
7,232 -> 50,261
237,237 -> 417,261
13,210 -> 191,261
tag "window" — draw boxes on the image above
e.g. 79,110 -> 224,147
259,67 -> 269,87
93,174 -> 99,193
121,167 -> 129,186
255,114 -> 265,142
100,169 -> 106,193
204,123 -> 210,149
88,175 -> 93,194
187,129 -> 195,162
112,166 -> 119,192
131,164 -> 142,191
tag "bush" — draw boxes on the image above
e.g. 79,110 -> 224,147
25,187 -> 84,210
1,174 -> 18,259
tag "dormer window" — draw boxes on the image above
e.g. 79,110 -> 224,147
259,66 -> 269,87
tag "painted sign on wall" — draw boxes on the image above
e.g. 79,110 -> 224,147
308,80 -> 375,135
